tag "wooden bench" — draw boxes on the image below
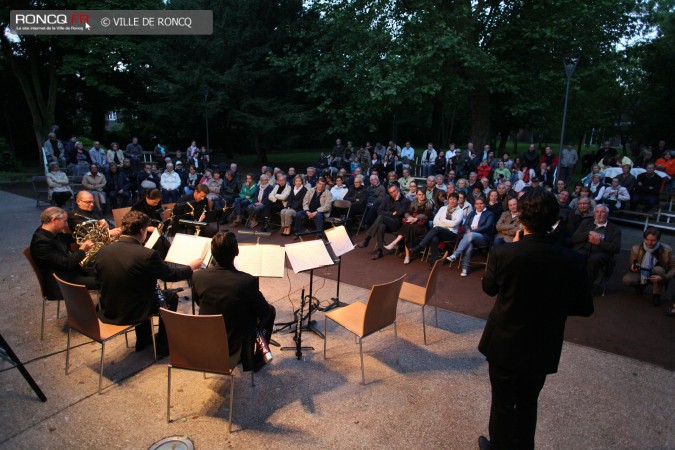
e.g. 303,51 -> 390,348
610,210 -> 654,231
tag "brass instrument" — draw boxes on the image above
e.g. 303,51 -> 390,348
73,219 -> 111,267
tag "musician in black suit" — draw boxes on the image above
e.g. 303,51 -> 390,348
67,191 -> 122,239
477,188 -> 594,450
94,211 -> 202,354
131,188 -> 171,259
192,231 -> 276,372
30,207 -> 97,299
173,184 -> 219,237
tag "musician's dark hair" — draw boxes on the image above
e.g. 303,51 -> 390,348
146,189 -> 161,200
195,184 -> 209,194
518,187 -> 559,235
121,211 -> 150,236
211,231 -> 239,266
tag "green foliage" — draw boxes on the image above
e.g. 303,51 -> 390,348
0,137 -> 22,172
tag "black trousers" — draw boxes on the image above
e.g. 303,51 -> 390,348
367,214 -> 401,249
488,363 -> 547,450
135,290 -> 179,349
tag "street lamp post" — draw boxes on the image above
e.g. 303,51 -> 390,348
556,54 -> 580,184
204,86 -> 210,153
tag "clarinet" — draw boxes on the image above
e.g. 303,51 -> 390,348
155,284 -> 168,309
255,326 -> 273,363
295,288 -> 305,360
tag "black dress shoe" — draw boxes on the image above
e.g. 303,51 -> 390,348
357,239 -> 370,248
478,435 -> 491,450
371,250 -> 383,260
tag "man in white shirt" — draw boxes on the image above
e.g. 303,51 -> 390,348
410,193 -> 464,266
160,163 -> 181,203
400,141 -> 415,161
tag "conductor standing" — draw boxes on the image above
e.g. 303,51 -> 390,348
478,187 -> 594,450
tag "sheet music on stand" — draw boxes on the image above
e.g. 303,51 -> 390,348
144,228 -> 161,249
235,244 -> 286,278
284,239 -> 335,273
324,225 -> 355,257
165,233 -> 212,267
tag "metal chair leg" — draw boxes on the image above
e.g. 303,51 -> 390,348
358,337 -> 365,385
65,327 -> 71,375
434,306 -> 439,327
323,317 -> 327,359
98,342 -> 106,395
151,325 -> 157,362
56,300 -> 61,319
167,366 -> 172,423
250,371 -> 255,387
41,299 -> 47,341
421,305 -> 427,345
394,321 -> 399,365
228,375 -> 235,433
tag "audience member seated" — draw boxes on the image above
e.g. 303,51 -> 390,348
137,163 -> 161,197
385,171 -> 400,190
160,162 -> 182,204
293,177 -> 332,236
67,141 -> 92,177
231,174 -> 257,226
204,169 -> 225,210
572,204 -> 622,285
410,192 -> 464,267
105,162 -> 130,209
398,168 -> 414,192
262,173 -> 290,232
82,164 -> 107,212
486,189 -> 503,219
447,197 -> 495,277
89,141 -> 108,173
601,177 -> 630,212
106,142 -> 125,168
655,150 -> 675,191
383,189 -> 433,264
220,170 -> 240,207
279,175 -> 307,236
43,132 -> 66,164
622,227 -> 674,307
493,197 -> 521,246
356,184 -> 410,260
183,164 -> 200,195
247,174 -> 273,229
566,196 -> 594,239
404,180 -> 418,202
361,174 -> 386,227
630,163 -> 663,212
46,162 -> 73,207
30,207 -> 97,299
330,175 -> 349,201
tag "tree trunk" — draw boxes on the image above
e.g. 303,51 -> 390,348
498,127 -> 510,152
469,90 -> 490,147
253,133 -> 267,165
430,94 -> 443,146
3,44 -> 57,161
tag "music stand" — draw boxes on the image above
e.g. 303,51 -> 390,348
283,237 -> 336,339
321,226 -> 355,312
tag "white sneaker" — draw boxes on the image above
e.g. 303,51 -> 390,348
447,254 -> 457,262
460,269 -> 468,277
